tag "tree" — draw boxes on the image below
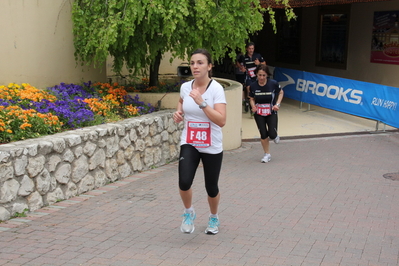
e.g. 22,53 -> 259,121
72,0 -> 294,86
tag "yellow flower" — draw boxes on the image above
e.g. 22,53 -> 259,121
8,83 -> 20,88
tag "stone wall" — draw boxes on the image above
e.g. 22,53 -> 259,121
0,111 -> 182,221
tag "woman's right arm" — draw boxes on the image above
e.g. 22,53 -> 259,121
249,97 -> 257,113
173,97 -> 184,123
248,85 -> 257,113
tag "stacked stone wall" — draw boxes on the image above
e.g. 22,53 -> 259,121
0,111 -> 182,221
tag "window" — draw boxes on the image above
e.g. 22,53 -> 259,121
316,5 -> 350,69
276,8 -> 301,64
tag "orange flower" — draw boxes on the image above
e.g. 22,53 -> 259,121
126,105 -> 139,116
20,123 -> 32,129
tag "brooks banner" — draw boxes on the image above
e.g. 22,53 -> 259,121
273,67 -> 399,129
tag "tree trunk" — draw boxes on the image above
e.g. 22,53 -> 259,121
149,51 -> 162,87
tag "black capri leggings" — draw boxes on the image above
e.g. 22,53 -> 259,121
178,144 -> 223,198
254,113 -> 278,140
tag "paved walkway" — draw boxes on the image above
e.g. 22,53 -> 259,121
1,130 -> 399,265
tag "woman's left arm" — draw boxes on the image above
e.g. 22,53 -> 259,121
189,86 -> 226,127
272,89 -> 284,111
202,103 -> 226,128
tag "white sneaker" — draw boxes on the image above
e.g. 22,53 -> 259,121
274,136 -> 280,144
205,216 -> 220,235
261,153 -> 271,163
180,211 -> 196,233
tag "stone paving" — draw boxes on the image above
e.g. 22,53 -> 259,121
1,132 -> 399,265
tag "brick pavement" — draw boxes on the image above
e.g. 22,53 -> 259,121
1,132 -> 399,266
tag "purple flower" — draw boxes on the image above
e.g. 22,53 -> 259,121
123,94 -> 155,114
0,99 -> 10,107
32,98 -> 95,128
47,82 -> 99,101
1,81 -> 154,133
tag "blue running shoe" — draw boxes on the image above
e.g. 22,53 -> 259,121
180,211 -> 196,233
205,216 -> 220,235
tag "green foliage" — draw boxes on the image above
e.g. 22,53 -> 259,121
72,0 -> 294,84
126,78 -> 183,93
266,0 -> 296,32
12,208 -> 29,218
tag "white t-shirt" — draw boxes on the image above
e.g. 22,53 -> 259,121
180,79 -> 227,154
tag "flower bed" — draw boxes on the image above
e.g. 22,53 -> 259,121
0,82 -> 155,143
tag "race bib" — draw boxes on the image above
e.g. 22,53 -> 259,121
257,104 -> 271,116
186,121 -> 211,148
247,67 -> 256,78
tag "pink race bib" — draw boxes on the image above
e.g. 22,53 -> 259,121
248,67 -> 256,78
256,104 -> 271,116
186,121 -> 211,148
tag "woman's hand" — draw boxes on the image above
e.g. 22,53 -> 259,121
272,105 -> 280,111
189,87 -> 203,105
173,110 -> 184,123
249,97 -> 257,113
174,98 -> 184,123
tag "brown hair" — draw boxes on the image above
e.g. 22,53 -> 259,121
191,48 -> 213,78
255,64 -> 272,76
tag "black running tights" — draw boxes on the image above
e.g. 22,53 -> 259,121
254,113 -> 278,140
178,144 -> 223,198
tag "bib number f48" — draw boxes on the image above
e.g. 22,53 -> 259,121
186,122 -> 211,148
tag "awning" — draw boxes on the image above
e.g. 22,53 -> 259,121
260,0 -> 391,8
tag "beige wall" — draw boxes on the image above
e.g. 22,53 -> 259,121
294,1 -> 399,87
158,51 -> 188,76
0,0 -> 106,88
348,1 -> 399,86
107,51 -> 187,81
